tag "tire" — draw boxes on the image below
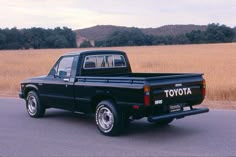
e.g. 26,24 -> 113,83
152,118 -> 174,126
95,100 -> 125,136
26,91 -> 45,118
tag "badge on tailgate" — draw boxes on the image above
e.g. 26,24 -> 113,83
169,104 -> 182,112
164,88 -> 192,98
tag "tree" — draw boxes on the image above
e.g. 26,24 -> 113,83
0,27 -> 77,50
186,30 -> 205,44
0,31 -> 6,49
174,34 -> 190,44
104,28 -> 147,47
205,23 -> 235,43
232,27 -> 236,42
80,40 -> 92,48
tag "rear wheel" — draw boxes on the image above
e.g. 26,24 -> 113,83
26,91 -> 45,118
95,100 -> 125,136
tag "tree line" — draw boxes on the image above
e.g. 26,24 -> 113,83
94,24 -> 235,47
0,27 -> 77,49
0,24 -> 235,50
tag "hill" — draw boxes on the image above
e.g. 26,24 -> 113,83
141,25 -> 207,36
74,24 -> 207,45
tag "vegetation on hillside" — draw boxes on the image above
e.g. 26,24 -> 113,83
95,24 -> 235,47
76,24 -> 207,41
0,27 -> 77,49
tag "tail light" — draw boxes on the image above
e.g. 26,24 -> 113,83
202,79 -> 206,97
144,86 -> 150,106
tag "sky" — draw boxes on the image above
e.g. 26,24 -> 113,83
0,0 -> 236,29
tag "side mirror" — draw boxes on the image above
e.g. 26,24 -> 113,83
58,70 -> 67,77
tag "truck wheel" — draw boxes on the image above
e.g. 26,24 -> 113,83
152,118 -> 174,126
95,100 -> 123,136
26,91 -> 45,118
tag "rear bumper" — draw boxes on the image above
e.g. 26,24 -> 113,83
148,108 -> 209,122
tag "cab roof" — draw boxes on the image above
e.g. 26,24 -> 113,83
63,50 -> 126,56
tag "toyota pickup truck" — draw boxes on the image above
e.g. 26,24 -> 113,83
19,50 -> 209,136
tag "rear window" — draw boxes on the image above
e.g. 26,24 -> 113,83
83,54 -> 126,69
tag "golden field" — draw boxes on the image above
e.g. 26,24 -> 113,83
0,43 -> 236,108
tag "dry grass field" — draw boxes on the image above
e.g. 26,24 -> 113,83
0,43 -> 235,108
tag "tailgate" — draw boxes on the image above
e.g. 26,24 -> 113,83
149,74 -> 205,107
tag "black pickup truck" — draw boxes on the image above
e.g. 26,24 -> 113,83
19,50 -> 209,136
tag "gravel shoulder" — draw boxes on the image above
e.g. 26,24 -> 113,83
201,100 -> 236,110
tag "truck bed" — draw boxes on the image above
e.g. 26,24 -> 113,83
77,72 -> 203,83
76,72 -> 204,107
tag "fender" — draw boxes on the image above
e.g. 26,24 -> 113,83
24,84 -> 40,95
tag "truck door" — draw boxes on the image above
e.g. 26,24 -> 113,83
40,55 -> 78,110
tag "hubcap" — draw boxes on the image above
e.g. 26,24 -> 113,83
97,106 -> 114,132
27,95 -> 37,115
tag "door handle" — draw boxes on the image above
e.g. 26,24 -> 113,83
63,78 -> 69,82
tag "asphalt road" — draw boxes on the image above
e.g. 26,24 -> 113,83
0,98 -> 236,157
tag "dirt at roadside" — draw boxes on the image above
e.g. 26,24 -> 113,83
201,100 -> 236,110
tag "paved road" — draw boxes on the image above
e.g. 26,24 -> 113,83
0,98 -> 236,157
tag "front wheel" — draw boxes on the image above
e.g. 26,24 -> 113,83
95,100 -> 124,136
26,91 -> 45,118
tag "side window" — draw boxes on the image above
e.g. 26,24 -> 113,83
56,57 -> 74,78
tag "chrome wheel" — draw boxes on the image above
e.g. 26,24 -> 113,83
26,91 -> 45,118
27,95 -> 37,116
96,106 -> 114,133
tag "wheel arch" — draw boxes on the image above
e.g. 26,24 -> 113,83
91,94 -> 116,113
24,84 -> 39,98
